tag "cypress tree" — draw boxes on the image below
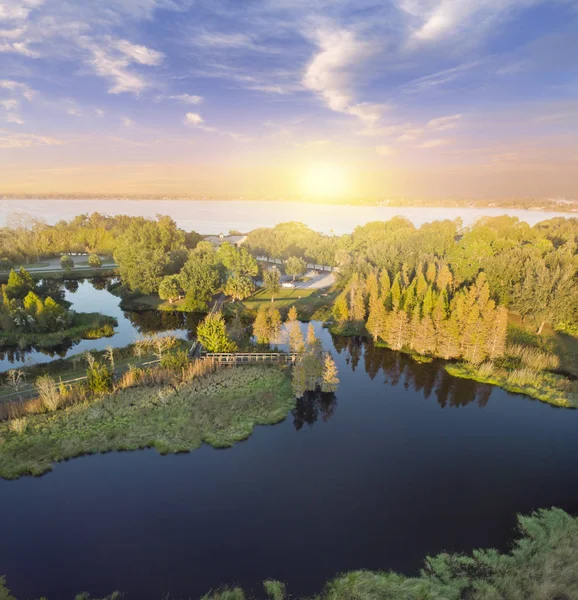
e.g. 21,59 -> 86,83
366,271 -> 380,310
416,272 -> 428,299
390,274 -> 402,312
426,261 -> 436,284
422,285 -> 435,316
379,269 -> 391,298
366,298 -> 388,342
486,305 -> 508,359
332,291 -> 349,323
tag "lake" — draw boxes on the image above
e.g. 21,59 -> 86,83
0,198 -> 573,234
0,279 -> 195,372
1,324 -> 578,600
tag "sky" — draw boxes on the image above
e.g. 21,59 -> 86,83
0,0 -> 577,200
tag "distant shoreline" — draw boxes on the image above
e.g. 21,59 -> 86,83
1,195 -> 577,213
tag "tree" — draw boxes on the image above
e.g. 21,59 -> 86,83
366,299 -> 388,341
87,360 -> 113,394
196,312 -> 237,352
306,322 -> 316,347
159,274 -> 184,304
218,243 -> 258,278
285,256 -> 307,281
5,369 -> 25,401
263,268 -> 281,302
224,275 -> 255,301
5,268 -> 34,300
179,249 -> 223,309
321,354 -> 339,393
332,292 -> 349,323
60,255 -> 74,270
113,216 -> 186,294
88,254 -> 102,268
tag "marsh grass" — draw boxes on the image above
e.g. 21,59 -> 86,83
0,364 -> 293,479
506,344 -> 560,371
445,362 -> 577,408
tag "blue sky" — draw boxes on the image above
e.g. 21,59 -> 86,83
1,0 -> 577,198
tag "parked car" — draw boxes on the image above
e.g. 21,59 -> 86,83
282,282 -> 295,288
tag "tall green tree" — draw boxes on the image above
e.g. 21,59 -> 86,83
196,312 -> 237,352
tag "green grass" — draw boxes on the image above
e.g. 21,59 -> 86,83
0,313 -> 117,352
242,287 -> 315,309
0,268 -> 117,283
0,365 -> 294,479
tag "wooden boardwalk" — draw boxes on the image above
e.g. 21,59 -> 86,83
202,352 -> 302,365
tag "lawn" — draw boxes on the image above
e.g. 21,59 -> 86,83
242,287 -> 315,310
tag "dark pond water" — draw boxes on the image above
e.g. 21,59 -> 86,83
0,279 -> 199,372
1,324 -> 578,599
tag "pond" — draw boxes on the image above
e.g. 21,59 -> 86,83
0,279 -> 197,372
1,324 -> 578,600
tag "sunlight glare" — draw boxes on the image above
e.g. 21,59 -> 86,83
300,163 -> 350,200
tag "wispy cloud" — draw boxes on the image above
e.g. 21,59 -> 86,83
417,138 -> 453,148
427,113 -> 462,131
166,93 -> 203,104
375,144 -> 396,156
0,131 -> 62,149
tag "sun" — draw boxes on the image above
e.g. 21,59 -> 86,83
300,163 -> 350,200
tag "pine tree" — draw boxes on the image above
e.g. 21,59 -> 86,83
267,305 -> 282,342
332,291 -> 349,323
366,271 -> 380,311
287,320 -> 305,352
350,283 -> 366,322
485,305 -> 508,359
416,272 -> 428,299
432,289 -> 449,328
412,316 -> 436,355
402,280 -> 417,313
366,298 -> 388,341
390,274 -> 402,311
379,269 -> 391,298
385,310 -> 408,350
426,261 -> 437,284
287,305 -> 298,322
321,354 -> 339,393
422,285 -> 435,316
306,322 -> 316,347
253,304 -> 271,344
437,316 -> 461,359
436,263 -> 453,291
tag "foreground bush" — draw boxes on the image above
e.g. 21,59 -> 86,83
1,508 -> 576,599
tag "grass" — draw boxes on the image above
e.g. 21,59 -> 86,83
3,507 -> 575,599
0,313 -> 117,352
0,268 -> 117,283
0,365 -> 294,479
238,288 -> 336,321
445,362 -> 578,408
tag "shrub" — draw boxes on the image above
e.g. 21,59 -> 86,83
87,361 -> 113,394
9,417 -> 27,435
60,254 -> 74,270
160,349 -> 190,371
36,374 -> 62,411
84,323 -> 115,339
88,254 -> 102,268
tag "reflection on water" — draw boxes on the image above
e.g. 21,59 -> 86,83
0,278 -> 198,372
293,390 -> 338,430
333,334 -> 494,410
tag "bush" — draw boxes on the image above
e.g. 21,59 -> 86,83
88,254 -> 102,268
9,417 -> 27,435
87,361 -> 113,394
84,323 -> 115,339
36,374 -> 62,411
160,349 -> 190,371
60,255 -> 74,270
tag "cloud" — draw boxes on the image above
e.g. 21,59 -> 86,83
184,112 -> 204,126
166,93 -> 203,104
427,113 -> 462,131
66,107 -> 82,116
83,41 -> 161,94
397,127 -> 424,141
0,79 -> 35,100
302,28 -> 388,124
400,62 -> 479,93
417,138 -> 453,148
375,144 -> 396,156
0,131 -> 62,148
111,38 -> 164,66
122,117 -> 134,127
194,31 -> 261,50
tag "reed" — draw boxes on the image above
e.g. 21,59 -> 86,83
507,344 -> 560,371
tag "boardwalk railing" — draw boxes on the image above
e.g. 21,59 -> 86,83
202,352 -> 302,365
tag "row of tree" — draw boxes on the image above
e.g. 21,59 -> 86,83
334,265 -> 508,364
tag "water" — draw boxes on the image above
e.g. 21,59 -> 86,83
1,326 -> 578,600
0,279 -> 195,372
0,198 -> 572,234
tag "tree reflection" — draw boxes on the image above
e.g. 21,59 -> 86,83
124,310 -> 201,338
292,390 -> 338,431
339,338 -> 494,409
